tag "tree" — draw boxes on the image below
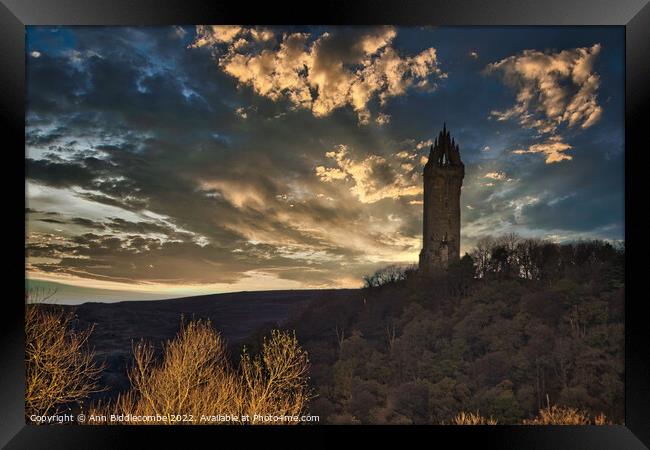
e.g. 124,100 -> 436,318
90,320 -> 310,424
471,236 -> 495,278
362,265 -> 415,288
447,253 -> 476,295
25,304 -> 105,418
516,238 -> 543,280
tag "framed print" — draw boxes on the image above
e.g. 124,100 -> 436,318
2,0 -> 649,448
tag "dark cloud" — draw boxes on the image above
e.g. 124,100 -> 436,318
70,217 -> 105,228
26,159 -> 97,188
38,218 -> 66,224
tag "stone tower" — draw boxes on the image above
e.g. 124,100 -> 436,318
419,124 -> 464,274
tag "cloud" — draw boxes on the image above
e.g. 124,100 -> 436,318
173,26 -> 187,39
191,26 -> 446,124
38,218 -> 66,224
376,113 -> 391,126
486,44 -> 602,135
486,44 -> 602,164
315,144 -> 422,203
27,232 -> 251,284
250,28 -> 275,42
512,137 -> 573,163
484,171 -> 507,180
235,106 -> 248,119
191,25 -> 244,46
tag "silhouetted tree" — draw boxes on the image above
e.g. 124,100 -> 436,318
362,265 -> 415,288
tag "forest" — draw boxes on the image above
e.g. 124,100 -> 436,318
281,234 -> 625,424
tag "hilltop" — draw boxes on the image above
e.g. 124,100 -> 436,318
285,238 -> 625,424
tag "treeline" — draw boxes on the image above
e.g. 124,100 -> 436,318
468,234 -> 623,283
362,234 -> 624,288
290,235 -> 624,424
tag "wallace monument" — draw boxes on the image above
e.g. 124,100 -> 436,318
419,124 -> 465,275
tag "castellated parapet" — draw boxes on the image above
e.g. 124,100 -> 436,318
419,124 -> 464,274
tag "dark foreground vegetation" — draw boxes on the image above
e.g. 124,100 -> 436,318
25,235 -> 623,425
25,304 -> 310,425
288,235 -> 624,424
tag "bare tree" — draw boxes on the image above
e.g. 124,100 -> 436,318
25,304 -> 105,418
471,236 -> 495,279
89,320 -> 311,425
362,265 -> 415,288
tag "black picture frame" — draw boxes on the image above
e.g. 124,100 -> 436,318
3,0 -> 648,448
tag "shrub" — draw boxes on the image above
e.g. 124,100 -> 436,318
523,404 -> 609,425
25,304 -> 105,418
451,411 -> 498,425
89,320 -> 310,425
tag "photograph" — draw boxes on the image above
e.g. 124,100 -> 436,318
24,24 -> 626,427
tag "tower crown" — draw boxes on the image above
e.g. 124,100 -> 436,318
427,124 -> 463,168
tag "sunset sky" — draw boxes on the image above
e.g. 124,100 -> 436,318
25,26 -> 624,301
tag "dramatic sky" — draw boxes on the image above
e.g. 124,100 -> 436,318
25,26 -> 624,301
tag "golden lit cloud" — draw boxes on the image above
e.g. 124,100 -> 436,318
191,26 -> 446,124
484,171 -> 507,180
487,44 -> 602,134
191,25 -> 244,46
487,44 -> 602,164
315,144 -> 422,203
512,138 -> 574,164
